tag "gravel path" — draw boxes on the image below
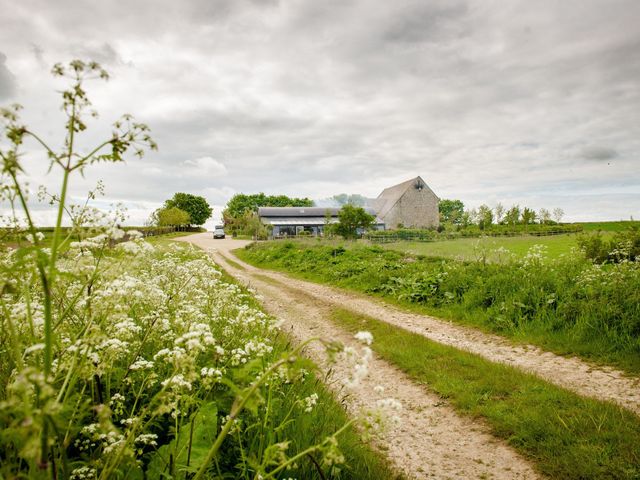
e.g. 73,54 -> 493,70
179,235 -> 541,479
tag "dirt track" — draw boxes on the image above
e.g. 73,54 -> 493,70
177,233 -> 640,478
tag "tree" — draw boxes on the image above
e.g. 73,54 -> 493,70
157,206 -> 190,228
334,205 -> 375,239
504,205 -> 521,227
477,204 -> 493,230
494,203 -> 505,224
521,207 -> 536,230
439,199 -> 464,224
538,208 -> 551,225
164,193 -> 212,226
224,193 -> 313,219
553,207 -> 565,223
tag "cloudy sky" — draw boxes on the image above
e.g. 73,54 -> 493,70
1,0 -> 639,226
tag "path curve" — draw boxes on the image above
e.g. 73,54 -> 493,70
178,234 -> 539,479
180,234 -> 640,417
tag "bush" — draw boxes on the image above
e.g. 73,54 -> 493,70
577,226 -> 640,263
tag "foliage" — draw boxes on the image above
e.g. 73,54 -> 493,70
331,308 -> 640,480
521,207 -> 536,228
476,204 -> 493,230
239,241 -> 640,374
223,193 -> 313,227
230,210 -> 272,240
164,193 -> 212,226
438,199 -> 464,224
504,205 -> 521,226
0,61 -> 396,480
223,193 -> 313,235
334,205 -> 375,239
156,206 -> 190,227
577,226 -> 640,263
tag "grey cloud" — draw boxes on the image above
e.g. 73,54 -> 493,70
1,0 -> 639,224
581,146 -> 619,161
0,52 -> 16,100
382,2 -> 469,45
74,43 -> 129,66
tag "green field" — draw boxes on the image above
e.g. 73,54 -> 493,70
377,234 -> 581,262
577,221 -> 639,232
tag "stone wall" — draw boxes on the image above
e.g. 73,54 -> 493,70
383,186 -> 439,229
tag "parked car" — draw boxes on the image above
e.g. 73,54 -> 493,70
213,226 -> 225,239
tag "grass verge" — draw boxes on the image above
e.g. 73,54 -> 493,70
330,307 -> 640,480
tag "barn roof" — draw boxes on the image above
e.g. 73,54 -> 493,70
375,176 -> 438,219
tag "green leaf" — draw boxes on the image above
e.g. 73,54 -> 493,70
147,402 -> 218,478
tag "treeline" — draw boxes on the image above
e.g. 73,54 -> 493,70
439,199 -> 566,230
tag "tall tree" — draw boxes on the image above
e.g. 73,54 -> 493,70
504,205 -> 521,226
164,193 -> 212,226
521,207 -> 537,230
477,204 -> 493,230
538,208 -> 551,224
439,199 -> 465,224
553,207 -> 565,223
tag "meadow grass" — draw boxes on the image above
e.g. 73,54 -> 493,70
377,234 -> 581,261
235,242 -> 640,374
330,307 -> 640,480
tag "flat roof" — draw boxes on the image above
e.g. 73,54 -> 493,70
258,206 -> 378,217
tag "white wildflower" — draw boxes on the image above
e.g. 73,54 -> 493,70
354,331 -> 373,345
303,393 -> 319,413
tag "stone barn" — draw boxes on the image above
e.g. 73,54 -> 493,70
374,176 -> 439,229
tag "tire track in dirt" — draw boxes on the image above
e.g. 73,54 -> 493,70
197,242 -> 540,479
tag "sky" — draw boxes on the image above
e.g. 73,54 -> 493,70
1,0 -> 639,228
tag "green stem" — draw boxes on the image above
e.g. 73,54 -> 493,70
193,338 -> 320,480
260,420 -> 355,480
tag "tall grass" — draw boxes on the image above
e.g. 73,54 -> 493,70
237,240 -> 640,373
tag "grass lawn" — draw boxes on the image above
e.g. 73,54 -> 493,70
377,234 -> 582,262
330,307 -> 640,480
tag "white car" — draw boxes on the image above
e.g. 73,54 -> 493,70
213,226 -> 225,239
